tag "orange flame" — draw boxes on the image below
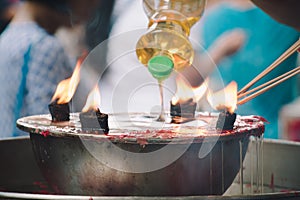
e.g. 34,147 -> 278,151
171,75 -> 208,105
82,85 -> 101,112
51,58 -> 84,104
207,81 -> 237,114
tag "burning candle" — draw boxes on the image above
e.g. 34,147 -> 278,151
79,109 -> 109,133
170,99 -> 197,118
216,110 -> 237,130
79,85 -> 109,134
170,75 -> 208,123
207,81 -> 238,130
48,58 -> 82,122
48,100 -> 70,122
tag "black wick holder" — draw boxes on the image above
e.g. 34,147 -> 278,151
48,99 -> 70,122
79,108 -> 109,134
216,110 -> 237,131
170,99 -> 197,124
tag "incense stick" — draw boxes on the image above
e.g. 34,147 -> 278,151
238,39 -> 300,95
238,66 -> 300,99
237,66 -> 300,105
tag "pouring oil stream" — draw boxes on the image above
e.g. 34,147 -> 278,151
147,55 -> 174,121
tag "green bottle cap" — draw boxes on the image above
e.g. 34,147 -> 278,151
148,55 -> 174,80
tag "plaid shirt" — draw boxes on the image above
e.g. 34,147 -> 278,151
0,22 -> 73,137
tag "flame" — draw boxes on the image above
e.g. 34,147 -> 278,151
171,75 -> 208,105
51,57 -> 84,104
82,85 -> 101,112
207,81 -> 237,114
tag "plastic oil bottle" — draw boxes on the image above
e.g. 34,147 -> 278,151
136,0 -> 206,120
136,0 -> 206,80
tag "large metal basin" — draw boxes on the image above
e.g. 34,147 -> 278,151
16,113 -> 264,196
1,137 -> 300,199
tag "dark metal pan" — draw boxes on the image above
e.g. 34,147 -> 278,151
16,112 -> 264,196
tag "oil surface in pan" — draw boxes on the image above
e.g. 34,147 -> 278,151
16,112 -> 264,143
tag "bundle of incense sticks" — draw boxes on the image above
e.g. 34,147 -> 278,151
238,39 -> 300,105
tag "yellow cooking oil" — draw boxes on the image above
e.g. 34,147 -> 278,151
136,0 -> 206,80
136,18 -> 195,71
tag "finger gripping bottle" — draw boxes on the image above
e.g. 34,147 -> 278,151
136,0 -> 206,81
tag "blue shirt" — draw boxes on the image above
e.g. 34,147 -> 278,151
0,22 -> 73,137
201,4 -> 300,138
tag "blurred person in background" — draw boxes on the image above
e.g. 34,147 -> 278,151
56,0 -> 115,64
198,0 -> 300,138
0,0 -> 19,33
64,0 -> 115,111
0,0 -> 100,138
251,0 -> 300,32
